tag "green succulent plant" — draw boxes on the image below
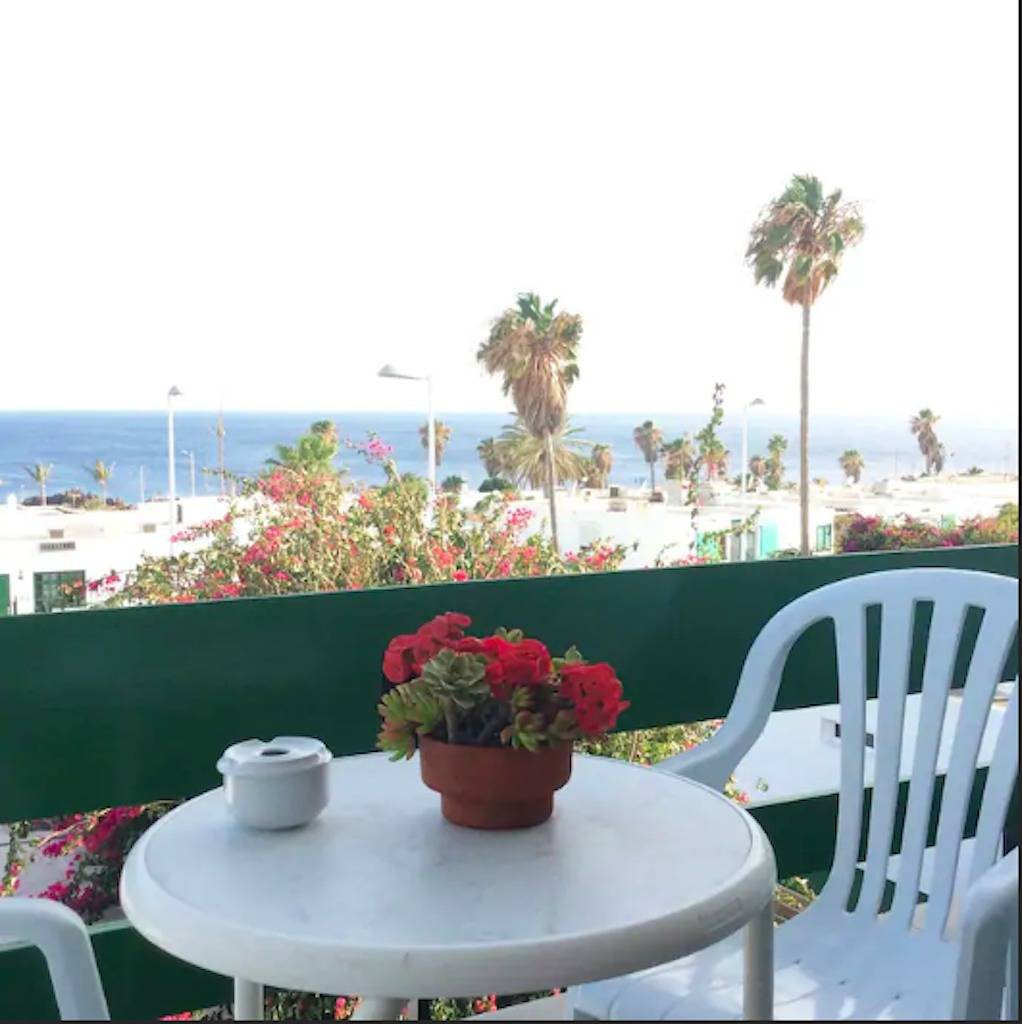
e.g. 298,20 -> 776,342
420,648 -> 490,710
377,681 -> 444,760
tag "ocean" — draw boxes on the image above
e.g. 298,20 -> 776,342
1,410 -> 1018,503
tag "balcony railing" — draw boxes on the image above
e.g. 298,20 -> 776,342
1,544 -> 1017,1019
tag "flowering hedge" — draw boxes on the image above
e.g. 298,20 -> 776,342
838,505 -> 1018,553
101,447 -> 626,607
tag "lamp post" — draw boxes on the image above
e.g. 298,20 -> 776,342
182,450 -> 197,498
378,364 -> 436,493
740,398 -> 765,560
167,386 -> 182,533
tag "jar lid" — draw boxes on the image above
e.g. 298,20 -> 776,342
217,736 -> 332,778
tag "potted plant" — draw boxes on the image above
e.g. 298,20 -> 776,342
378,612 -> 629,829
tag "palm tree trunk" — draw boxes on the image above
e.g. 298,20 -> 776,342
649,461 -> 656,497
545,432 -> 560,553
799,302 -> 811,555
40,482 -> 47,507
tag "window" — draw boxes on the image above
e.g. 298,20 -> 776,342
815,524 -> 833,552
33,570 -> 86,614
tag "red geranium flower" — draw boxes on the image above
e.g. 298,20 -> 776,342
381,613 -> 473,683
560,662 -> 630,735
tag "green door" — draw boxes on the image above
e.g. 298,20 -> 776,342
758,522 -> 780,558
0,574 -> 9,616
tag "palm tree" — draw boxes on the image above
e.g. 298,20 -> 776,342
268,421 -> 341,475
477,437 -> 504,479
747,175 -> 865,553
701,438 -> 729,481
591,443 -> 613,488
25,463 -> 53,506
839,449 -> 865,484
477,292 -> 583,550
494,419 -> 587,491
577,457 -> 599,489
910,409 -> 943,475
86,459 -> 115,503
663,435 -> 696,481
765,434 -> 788,490
748,454 -> 768,489
633,421 -> 664,494
420,420 -> 453,467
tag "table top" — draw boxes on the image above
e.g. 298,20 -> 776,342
121,753 -> 774,997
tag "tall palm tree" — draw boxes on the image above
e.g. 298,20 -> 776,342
633,421 -> 664,494
493,419 -> 587,491
839,449 -> 865,483
663,435 -> 696,481
477,292 -> 583,550
910,409 -> 943,475
477,437 -> 503,478
765,434 -> 788,490
747,174 -> 865,553
591,443 -> 613,488
86,459 -> 115,502
25,463 -> 53,506
419,419 -> 453,467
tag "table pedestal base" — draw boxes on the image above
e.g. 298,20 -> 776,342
233,978 -> 264,1021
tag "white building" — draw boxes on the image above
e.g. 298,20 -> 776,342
0,496 -> 229,615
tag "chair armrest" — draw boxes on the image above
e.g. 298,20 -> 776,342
951,848 -> 1018,1020
0,899 -> 109,1020
653,733 -> 734,791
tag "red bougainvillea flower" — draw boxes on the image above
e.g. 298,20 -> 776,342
559,662 -> 630,735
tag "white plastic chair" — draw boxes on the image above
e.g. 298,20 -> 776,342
0,898 -> 110,1020
572,568 -> 1019,1020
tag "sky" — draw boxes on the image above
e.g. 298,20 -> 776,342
0,1 -> 1018,427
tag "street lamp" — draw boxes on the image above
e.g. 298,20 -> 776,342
739,397 -> 765,561
167,386 -> 182,533
181,450 -> 197,498
378,364 -> 436,493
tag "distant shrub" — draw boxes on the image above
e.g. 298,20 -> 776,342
441,475 -> 465,494
478,475 -> 515,492
965,466 -> 984,476
839,512 -> 1018,553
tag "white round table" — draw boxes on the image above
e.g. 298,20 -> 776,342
121,753 -> 776,1020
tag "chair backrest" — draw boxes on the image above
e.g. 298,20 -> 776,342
0,899 -> 109,1020
661,567 -> 1018,936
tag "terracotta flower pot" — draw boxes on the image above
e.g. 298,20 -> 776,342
419,736 -> 572,829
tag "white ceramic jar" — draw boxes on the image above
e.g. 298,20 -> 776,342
217,736 -> 332,829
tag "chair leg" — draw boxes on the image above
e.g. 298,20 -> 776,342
743,899 -> 774,1020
